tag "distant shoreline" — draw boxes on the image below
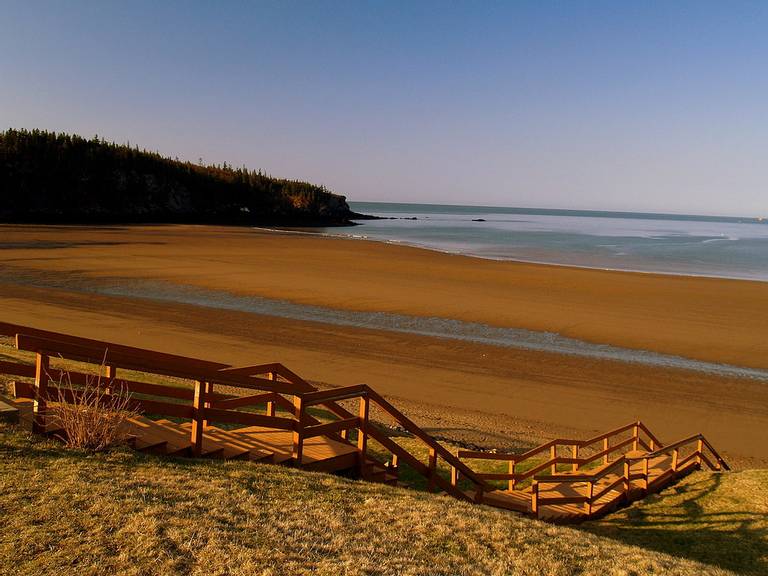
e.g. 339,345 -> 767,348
327,201 -> 768,283
255,224 -> 768,285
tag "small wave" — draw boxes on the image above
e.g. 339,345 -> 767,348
702,236 -> 740,244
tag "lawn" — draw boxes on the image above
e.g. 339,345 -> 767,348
0,423 -> 736,576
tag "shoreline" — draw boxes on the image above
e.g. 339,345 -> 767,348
0,223 -> 767,370
262,224 -> 768,284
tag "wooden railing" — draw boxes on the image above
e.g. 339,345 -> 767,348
456,421 -> 663,490
531,457 -> 631,517
1,324 -> 488,503
296,384 -> 490,503
1,322 -> 731,518
641,433 -> 730,475
11,333 -> 309,452
527,433 -> 729,518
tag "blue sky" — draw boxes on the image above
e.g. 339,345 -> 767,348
1,1 -> 767,216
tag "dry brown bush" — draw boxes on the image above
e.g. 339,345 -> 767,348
51,366 -> 139,451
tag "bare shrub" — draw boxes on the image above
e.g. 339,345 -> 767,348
51,366 -> 140,451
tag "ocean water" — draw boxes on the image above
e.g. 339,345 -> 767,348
339,202 -> 768,281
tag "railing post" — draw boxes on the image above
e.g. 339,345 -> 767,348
647,425 -> 656,451
266,372 -> 276,417
32,352 -> 50,434
586,480 -> 594,516
603,437 -> 609,464
633,422 -> 640,451
104,364 -> 116,395
428,447 -> 438,492
642,457 -> 649,492
391,453 -> 399,469
672,448 -> 679,472
357,395 -> 369,478
292,395 -> 305,466
202,381 -> 214,428
451,465 -> 458,488
190,379 -> 207,457
623,460 -> 631,495
572,444 -> 579,472
531,480 -> 539,518
508,461 -> 516,491
550,444 -> 557,474
696,437 -> 703,467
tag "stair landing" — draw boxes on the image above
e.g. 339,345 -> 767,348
8,398 -> 358,473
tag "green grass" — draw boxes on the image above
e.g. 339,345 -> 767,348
0,423 -> 737,576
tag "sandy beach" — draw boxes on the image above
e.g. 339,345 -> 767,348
1,224 -> 767,466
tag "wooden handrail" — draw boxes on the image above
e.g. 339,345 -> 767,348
458,420 -> 672,497
636,434 -> 700,458
291,384 -> 489,497
535,456 -> 627,484
632,433 -> 729,471
6,324 -> 229,372
208,391 -> 282,410
365,388 -> 489,496
459,420 -> 661,469
700,436 -> 731,471
0,359 -> 35,378
301,385 -> 369,406
302,417 -> 360,439
579,422 -> 638,447
637,421 -> 664,450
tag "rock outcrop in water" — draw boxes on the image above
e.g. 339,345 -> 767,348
0,128 -> 364,226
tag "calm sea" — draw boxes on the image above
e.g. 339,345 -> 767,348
338,202 -> 768,282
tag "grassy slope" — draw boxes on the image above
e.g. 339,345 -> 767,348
1,339 -> 764,574
584,469 -> 768,575
0,424 -> 740,576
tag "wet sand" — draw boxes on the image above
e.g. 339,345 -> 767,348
0,224 -> 766,466
1,224 -> 767,369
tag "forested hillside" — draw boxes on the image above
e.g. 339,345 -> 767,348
0,129 -> 358,225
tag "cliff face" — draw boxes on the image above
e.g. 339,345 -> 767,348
0,129 -> 357,226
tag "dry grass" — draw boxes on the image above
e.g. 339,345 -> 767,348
51,370 -> 139,451
0,423 -> 737,576
0,337 -> 763,574
584,469 -> 768,575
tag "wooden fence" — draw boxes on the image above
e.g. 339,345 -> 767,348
0,323 -> 489,501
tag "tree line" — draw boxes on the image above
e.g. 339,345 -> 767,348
0,128 -> 354,225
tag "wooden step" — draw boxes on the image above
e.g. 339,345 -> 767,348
272,452 -> 295,465
154,420 -> 224,458
0,396 -> 19,424
133,438 -> 169,455
123,417 -> 189,456
467,489 -> 530,513
382,473 -> 399,486
177,422 -> 275,461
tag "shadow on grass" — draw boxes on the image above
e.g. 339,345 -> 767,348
580,473 -> 768,575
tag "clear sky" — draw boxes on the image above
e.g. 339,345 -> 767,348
1,1 -> 767,216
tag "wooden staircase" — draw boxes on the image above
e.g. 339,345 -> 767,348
0,321 -> 729,523
456,422 -> 730,522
